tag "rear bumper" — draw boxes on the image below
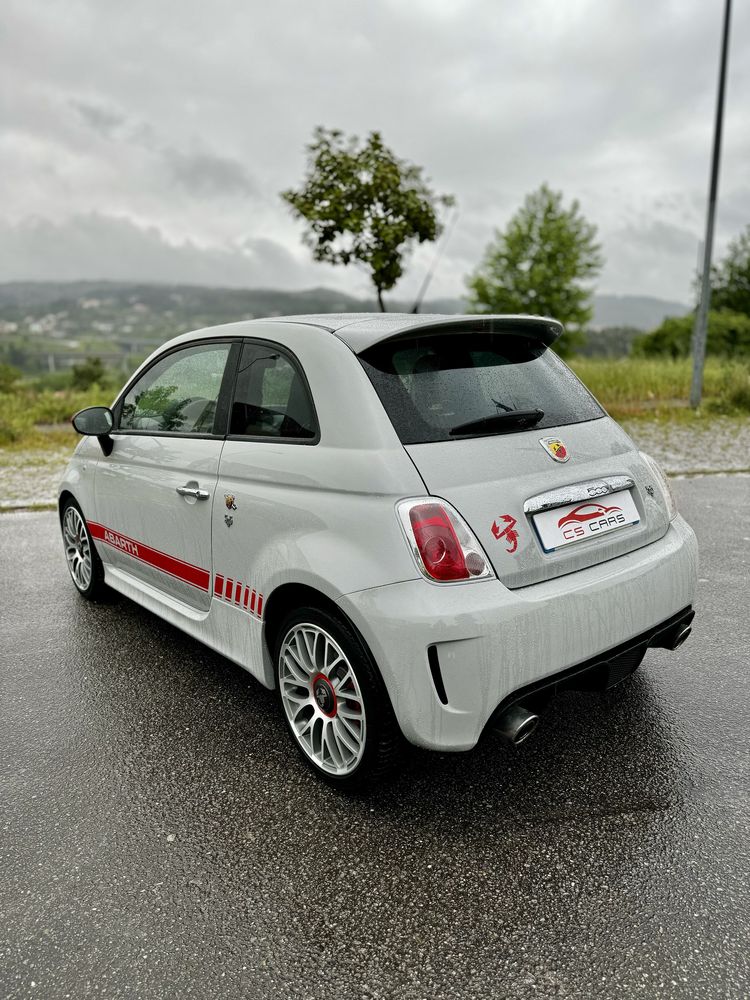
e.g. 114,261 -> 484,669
487,604 -> 694,733
337,515 -> 698,751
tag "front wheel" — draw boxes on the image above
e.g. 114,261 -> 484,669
274,606 -> 403,789
61,499 -> 107,600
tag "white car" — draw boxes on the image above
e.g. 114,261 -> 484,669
60,314 -> 698,787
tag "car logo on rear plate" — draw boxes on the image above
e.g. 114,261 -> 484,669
539,437 -> 569,463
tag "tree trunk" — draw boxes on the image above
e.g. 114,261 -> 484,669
376,286 -> 386,312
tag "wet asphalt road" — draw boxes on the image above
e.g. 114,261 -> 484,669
1,476 -> 749,1000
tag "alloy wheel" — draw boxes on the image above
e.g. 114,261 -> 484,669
62,506 -> 93,592
278,623 -> 367,776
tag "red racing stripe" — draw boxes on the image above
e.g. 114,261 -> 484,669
87,521 -> 210,592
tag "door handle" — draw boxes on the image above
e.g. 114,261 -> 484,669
176,484 -> 210,500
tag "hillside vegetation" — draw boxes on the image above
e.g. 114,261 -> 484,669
0,281 -> 689,375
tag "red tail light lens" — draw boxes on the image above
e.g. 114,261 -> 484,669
409,503 -> 468,581
397,498 -> 493,583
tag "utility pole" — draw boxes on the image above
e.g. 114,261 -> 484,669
690,0 -> 732,408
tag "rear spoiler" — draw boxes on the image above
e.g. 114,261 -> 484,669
334,314 -> 564,354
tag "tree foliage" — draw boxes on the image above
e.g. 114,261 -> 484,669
71,357 -> 106,390
708,225 -> 750,316
466,184 -> 603,355
282,127 -> 454,311
632,310 -> 750,359
0,363 -> 22,393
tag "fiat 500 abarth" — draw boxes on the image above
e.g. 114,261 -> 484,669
61,314 -> 698,787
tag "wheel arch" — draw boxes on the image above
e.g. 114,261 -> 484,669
58,489 -> 77,522
262,582 -> 395,712
263,583 -> 351,663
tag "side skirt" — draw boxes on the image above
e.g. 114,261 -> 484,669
103,565 -> 273,689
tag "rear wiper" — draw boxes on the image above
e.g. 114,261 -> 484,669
448,408 -> 544,437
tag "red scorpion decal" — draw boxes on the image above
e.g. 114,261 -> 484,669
491,514 -> 519,554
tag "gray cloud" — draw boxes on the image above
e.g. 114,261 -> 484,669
71,100 -> 128,138
164,149 -> 257,198
0,214 -> 322,289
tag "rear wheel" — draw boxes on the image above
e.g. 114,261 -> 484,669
61,499 -> 106,600
274,606 -> 403,789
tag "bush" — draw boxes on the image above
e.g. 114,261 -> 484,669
71,357 -> 108,390
632,310 -> 750,359
0,364 -> 22,393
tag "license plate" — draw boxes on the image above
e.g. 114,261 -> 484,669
533,489 -> 639,552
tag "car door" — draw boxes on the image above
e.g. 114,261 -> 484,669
93,339 -> 239,612
212,338 -> 319,621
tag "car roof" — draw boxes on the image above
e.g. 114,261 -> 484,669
262,313 -> 563,353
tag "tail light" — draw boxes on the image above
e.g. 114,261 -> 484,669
397,498 -> 494,583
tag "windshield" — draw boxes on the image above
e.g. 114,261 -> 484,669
358,330 -> 604,445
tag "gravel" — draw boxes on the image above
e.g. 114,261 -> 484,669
1,417 -> 749,509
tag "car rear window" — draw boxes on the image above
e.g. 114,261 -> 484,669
358,330 -> 604,445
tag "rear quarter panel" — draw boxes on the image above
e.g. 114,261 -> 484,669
211,323 -> 427,680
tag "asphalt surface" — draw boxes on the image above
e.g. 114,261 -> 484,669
1,477 -> 749,1000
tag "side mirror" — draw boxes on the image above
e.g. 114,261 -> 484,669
72,406 -> 114,456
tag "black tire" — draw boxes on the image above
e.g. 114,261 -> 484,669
273,605 -> 404,790
60,497 -> 107,601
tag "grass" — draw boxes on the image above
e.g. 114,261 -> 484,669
569,357 -> 750,421
0,385 -> 113,449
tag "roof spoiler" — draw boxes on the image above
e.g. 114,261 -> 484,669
340,314 -> 564,354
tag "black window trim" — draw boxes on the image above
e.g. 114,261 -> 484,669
224,336 -> 321,446
110,337 -> 242,440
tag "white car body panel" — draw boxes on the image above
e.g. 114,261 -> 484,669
58,313 -> 699,753
93,435 -> 222,611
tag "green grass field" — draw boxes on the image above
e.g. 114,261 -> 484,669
569,358 -> 750,420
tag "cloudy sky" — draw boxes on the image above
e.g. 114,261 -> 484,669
1,0 -> 748,304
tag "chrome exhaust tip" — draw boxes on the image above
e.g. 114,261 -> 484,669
493,703 -> 540,746
670,624 -> 692,650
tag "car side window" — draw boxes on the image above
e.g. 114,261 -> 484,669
119,343 -> 231,435
229,341 -> 317,440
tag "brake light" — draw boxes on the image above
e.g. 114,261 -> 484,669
397,498 -> 493,583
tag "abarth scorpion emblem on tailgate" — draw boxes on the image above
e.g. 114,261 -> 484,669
539,437 -> 569,463
224,493 -> 237,511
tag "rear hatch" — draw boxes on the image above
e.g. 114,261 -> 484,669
358,317 -> 670,589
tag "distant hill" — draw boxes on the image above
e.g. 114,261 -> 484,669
591,294 -> 691,330
0,281 -> 689,330
0,281 -> 693,374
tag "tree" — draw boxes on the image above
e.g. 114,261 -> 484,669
282,127 -> 454,311
71,357 -> 106,390
632,310 -> 750,359
0,364 -> 21,393
709,225 -> 750,316
466,184 -> 604,355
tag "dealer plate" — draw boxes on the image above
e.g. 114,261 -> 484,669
533,489 -> 639,552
